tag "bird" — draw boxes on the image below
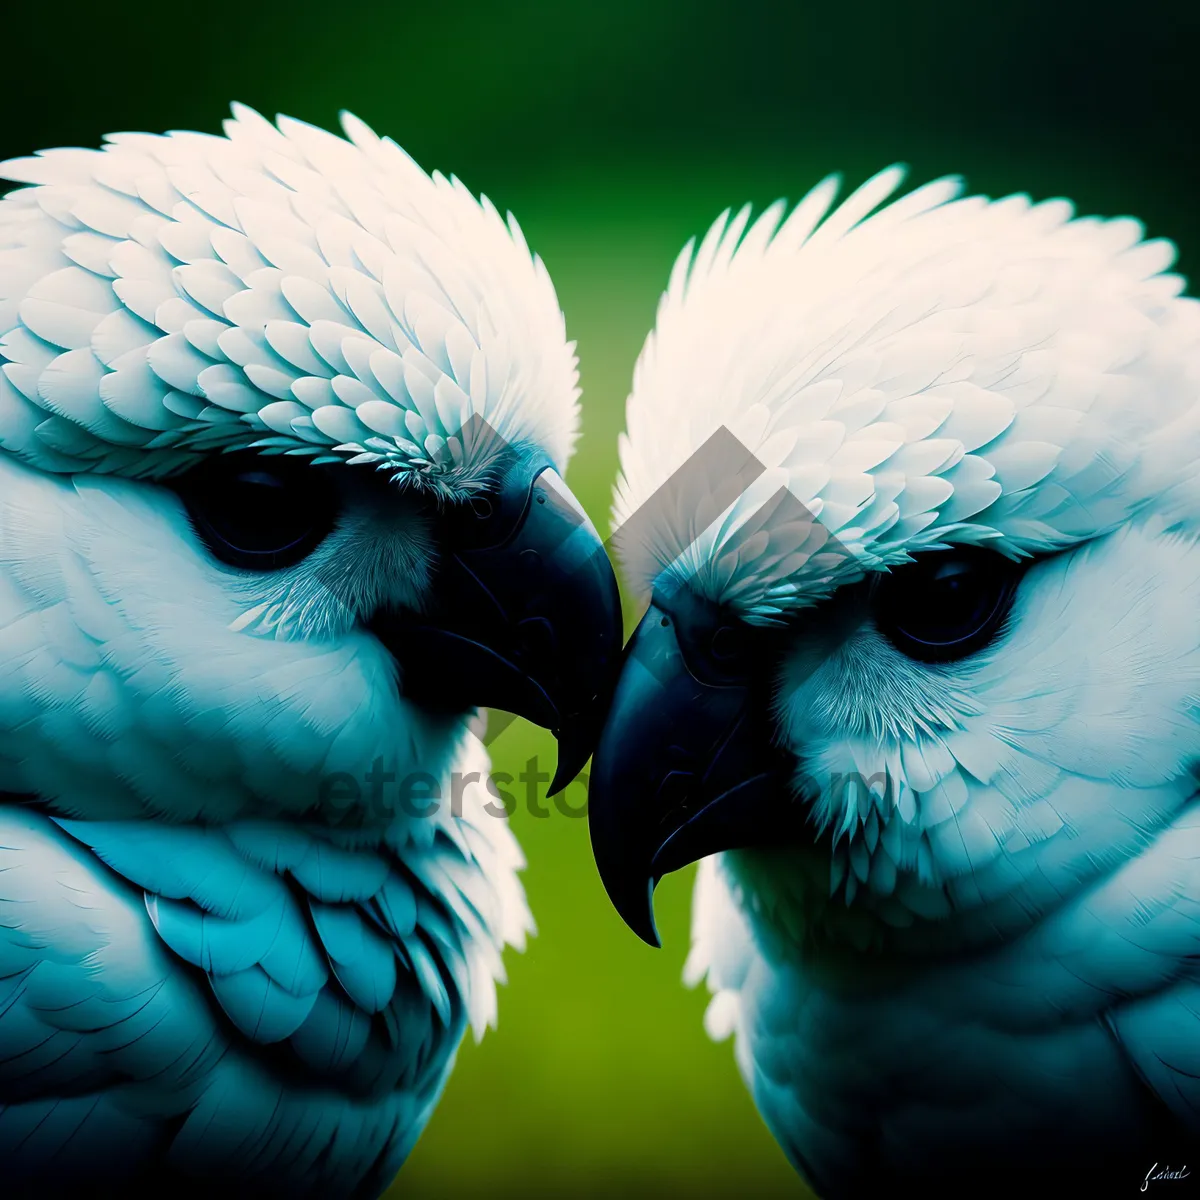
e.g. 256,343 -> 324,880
0,104 -> 621,1197
587,164 -> 1200,1196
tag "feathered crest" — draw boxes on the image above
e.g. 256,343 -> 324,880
0,104 -> 580,498
613,164 -> 1200,620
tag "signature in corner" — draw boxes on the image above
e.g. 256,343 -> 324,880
1144,1164 -> 1192,1191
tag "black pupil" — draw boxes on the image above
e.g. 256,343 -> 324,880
921,562 -> 996,641
711,626 -> 738,659
874,550 -> 1020,662
178,455 -> 338,570
218,472 -> 310,553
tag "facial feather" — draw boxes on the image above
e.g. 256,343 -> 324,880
0,453 -> 465,823
734,516 -> 1200,951
0,104 -> 605,830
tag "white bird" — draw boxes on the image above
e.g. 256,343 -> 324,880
0,104 -> 620,1197
588,165 -> 1200,1195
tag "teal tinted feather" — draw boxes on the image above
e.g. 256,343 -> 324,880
210,964 -> 319,1043
289,988 -> 371,1075
309,900 -> 399,1014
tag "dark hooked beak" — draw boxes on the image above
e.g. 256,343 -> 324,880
373,462 -> 622,794
587,600 -> 797,946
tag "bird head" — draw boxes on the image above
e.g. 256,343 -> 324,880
0,105 -> 621,824
589,166 -> 1200,948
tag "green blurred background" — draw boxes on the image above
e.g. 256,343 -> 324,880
3,0 -> 1197,1194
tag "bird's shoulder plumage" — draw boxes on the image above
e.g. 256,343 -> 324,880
0,735 -> 531,1194
685,791 -> 1200,1191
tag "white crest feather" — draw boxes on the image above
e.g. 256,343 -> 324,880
0,104 -> 580,494
614,166 -> 1200,620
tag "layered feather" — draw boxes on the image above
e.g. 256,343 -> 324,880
613,167 -> 1200,620
0,104 -> 579,496
0,733 -> 532,1193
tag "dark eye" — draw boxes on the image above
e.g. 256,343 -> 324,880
710,624 -> 741,662
666,595 -> 765,687
873,549 -> 1023,662
176,453 -> 339,570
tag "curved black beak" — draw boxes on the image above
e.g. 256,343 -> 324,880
373,462 -> 622,793
587,601 -> 797,946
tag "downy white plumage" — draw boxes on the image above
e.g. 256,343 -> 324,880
589,166 -> 1200,1194
0,105 -> 620,1196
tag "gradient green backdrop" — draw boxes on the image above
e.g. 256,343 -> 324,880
3,1 -> 1196,1194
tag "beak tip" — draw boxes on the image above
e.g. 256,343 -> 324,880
548,711 -> 605,795
603,872 -> 662,948
628,909 -> 662,950
546,746 -> 583,797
